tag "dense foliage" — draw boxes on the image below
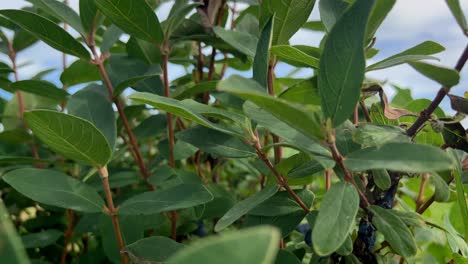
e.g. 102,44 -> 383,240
0,0 -> 467,263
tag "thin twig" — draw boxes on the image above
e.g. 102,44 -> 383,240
407,44 -> 468,137
325,169 -> 332,191
60,210 -> 76,264
415,173 -> 429,211
6,40 -> 42,166
327,135 -> 370,207
87,28 -> 153,190
98,167 -> 128,264
251,132 -> 310,213
359,101 -> 372,123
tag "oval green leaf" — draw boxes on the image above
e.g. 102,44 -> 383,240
312,182 -> 359,256
67,85 -> 117,150
24,110 -> 112,167
318,0 -> 375,126
0,200 -> 29,264
271,45 -> 319,68
28,0 -> 85,34
123,236 -> 185,263
167,226 -> 280,264
119,184 -> 214,215
219,75 -> 324,140
366,41 -> 445,71
369,205 -> 417,257
176,126 -> 255,158
408,61 -> 460,87
344,143 -> 454,173
3,168 -> 105,213
9,80 -> 69,102
215,185 -> 279,232
94,0 -> 164,44
0,10 -> 90,59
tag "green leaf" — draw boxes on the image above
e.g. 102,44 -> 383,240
24,110 -> 112,167
345,143 -> 454,173
79,0 -> 99,33
448,148 -> 468,241
60,59 -> 100,87
278,78 -> 321,105
119,184 -> 214,215
249,189 -> 314,217
168,227 -> 280,264
448,94 -> 468,115
28,0 -> 85,34
312,182 -> 359,256
21,229 -> 62,248
12,28 -> 38,52
243,102 -> 331,158
94,0 -> 164,44
270,45 -> 319,68
2,92 -> 57,131
101,25 -> 124,52
446,0 -> 468,35
0,200 -> 29,264
245,211 -> 306,239
367,41 -> 445,71
318,0 -> 375,126
123,236 -> 184,263
106,55 -> 162,96
431,172 -> 451,202
319,0 -> 348,31
253,15 -> 273,88
164,3 -> 200,39
0,10 -> 90,59
372,169 -> 391,190
215,185 -> 279,232
219,75 -> 324,140
260,0 -> 316,45
275,250 -> 302,264
353,124 -> 410,147
176,126 -> 255,158
9,80 -> 69,102
302,20 -> 326,31
365,0 -> 396,42
130,93 -> 244,138
369,205 -> 417,257
213,27 -> 257,58
409,61 -> 460,87
391,210 -> 425,227
67,85 -> 117,150
173,81 -> 219,100
126,37 -> 162,64
3,168 -> 105,213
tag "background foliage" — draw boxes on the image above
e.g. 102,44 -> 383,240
0,0 -> 467,263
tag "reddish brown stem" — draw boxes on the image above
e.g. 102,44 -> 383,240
60,210 -> 76,264
327,138 -> 370,207
7,40 -> 42,166
325,169 -> 332,191
353,105 -> 359,126
162,53 -> 175,168
359,101 -> 372,123
407,44 -> 468,137
267,60 -> 282,164
252,134 -> 310,213
197,42 -> 204,82
161,44 -> 178,240
415,173 -> 429,211
98,167 -> 128,264
171,211 -> 177,240
88,43 -> 153,190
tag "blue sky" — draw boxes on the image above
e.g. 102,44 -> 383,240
0,0 -> 467,124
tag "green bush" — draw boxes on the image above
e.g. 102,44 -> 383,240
0,0 -> 467,263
